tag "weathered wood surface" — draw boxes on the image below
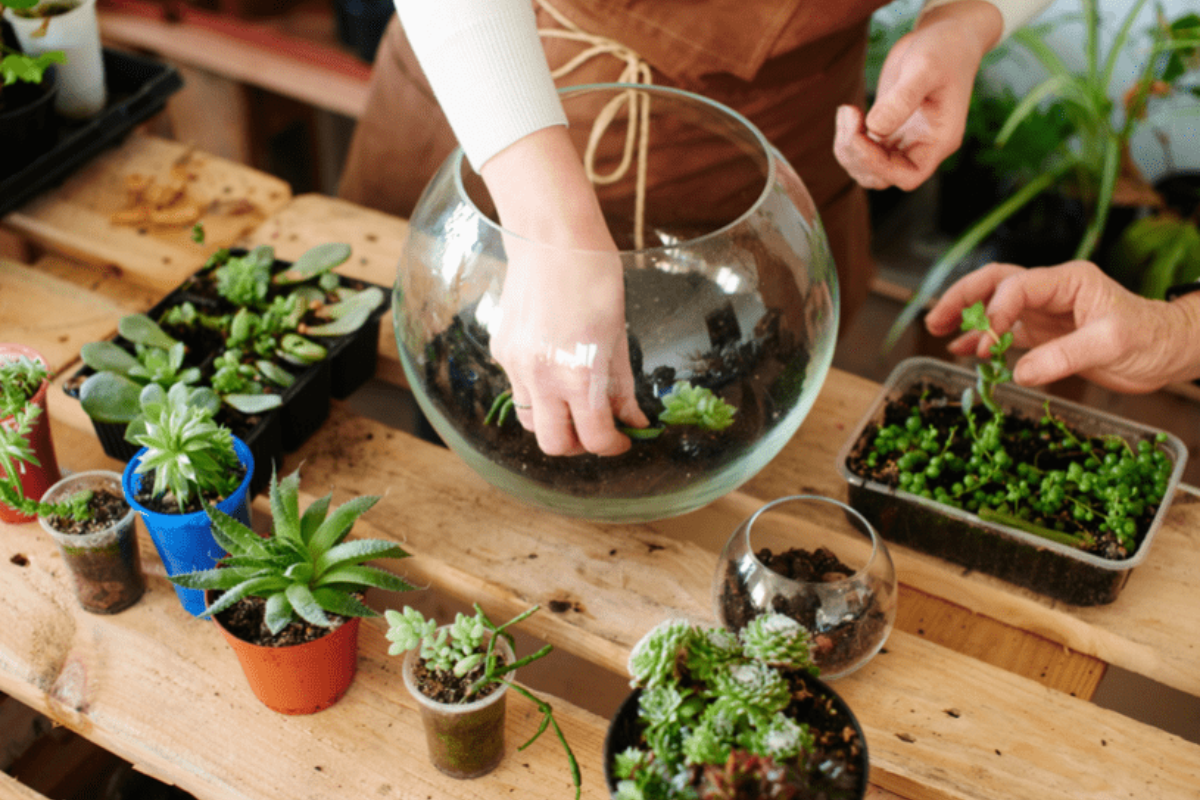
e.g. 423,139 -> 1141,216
0,770 -> 52,800
1,133 -> 290,294
260,405 -> 1200,800
4,416 -> 1198,800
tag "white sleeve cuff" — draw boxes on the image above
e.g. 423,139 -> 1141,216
393,0 -> 567,171
919,0 -> 1054,41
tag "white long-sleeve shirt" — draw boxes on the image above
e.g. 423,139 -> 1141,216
392,0 -> 1054,171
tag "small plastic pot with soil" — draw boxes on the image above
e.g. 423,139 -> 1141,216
39,470 -> 144,614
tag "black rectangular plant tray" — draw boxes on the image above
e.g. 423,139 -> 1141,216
836,357 -> 1188,606
0,47 -> 184,217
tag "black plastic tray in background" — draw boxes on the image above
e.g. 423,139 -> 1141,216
0,47 -> 184,218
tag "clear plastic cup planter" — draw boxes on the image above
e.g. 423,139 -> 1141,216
837,357 -> 1189,606
39,470 -> 144,614
402,632 -> 516,779
714,495 -> 898,679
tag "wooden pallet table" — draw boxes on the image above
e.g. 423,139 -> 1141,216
1,134 -> 1198,800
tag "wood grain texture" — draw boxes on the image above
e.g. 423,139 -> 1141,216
2,133 -> 290,293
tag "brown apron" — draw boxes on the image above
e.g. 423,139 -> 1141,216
338,0 -> 889,325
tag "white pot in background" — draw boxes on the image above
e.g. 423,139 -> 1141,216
4,0 -> 106,119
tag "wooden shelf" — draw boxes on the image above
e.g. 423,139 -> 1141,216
98,0 -> 372,119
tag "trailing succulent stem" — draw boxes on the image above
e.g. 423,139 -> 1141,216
0,405 -> 91,521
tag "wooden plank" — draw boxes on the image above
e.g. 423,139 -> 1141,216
99,6 -> 371,119
0,771 -> 54,800
0,260 -> 132,375
257,405 -> 1200,800
3,404 -> 1197,800
2,133 -> 291,294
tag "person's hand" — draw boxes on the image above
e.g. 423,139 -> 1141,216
833,0 -> 1003,191
481,127 -> 650,456
925,261 -> 1200,393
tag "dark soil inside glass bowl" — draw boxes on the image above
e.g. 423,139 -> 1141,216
420,271 -> 809,500
718,546 -> 891,677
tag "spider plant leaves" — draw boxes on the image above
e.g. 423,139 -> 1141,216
314,539 -> 410,578
317,563 -> 414,593
272,242 -> 352,285
286,583 -> 331,629
269,466 -> 304,546
299,492 -> 333,545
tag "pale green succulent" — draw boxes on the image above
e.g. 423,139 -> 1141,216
739,613 -> 814,670
627,617 -> 694,688
658,381 -> 737,431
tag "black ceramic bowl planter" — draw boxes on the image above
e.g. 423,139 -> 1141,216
606,617 -> 868,800
837,357 -> 1188,606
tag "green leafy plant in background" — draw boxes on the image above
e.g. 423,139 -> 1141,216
0,355 -> 47,417
170,465 -> 413,634
0,406 -> 91,521
127,383 -> 242,513
887,0 -> 1200,347
78,314 -> 200,426
0,0 -> 65,111
612,614 -> 826,800
386,603 -> 581,800
1108,10 -> 1200,299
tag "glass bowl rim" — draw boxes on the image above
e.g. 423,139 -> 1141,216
447,81 -> 782,257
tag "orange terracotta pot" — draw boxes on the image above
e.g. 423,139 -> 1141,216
207,590 -> 361,715
1,344 -> 62,524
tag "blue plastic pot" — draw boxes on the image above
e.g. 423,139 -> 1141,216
122,436 -> 254,616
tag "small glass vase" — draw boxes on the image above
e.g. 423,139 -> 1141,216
39,470 -> 144,614
402,632 -> 515,779
714,495 -> 897,679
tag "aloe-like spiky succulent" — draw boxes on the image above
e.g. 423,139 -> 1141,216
128,383 -> 241,513
171,466 -> 413,635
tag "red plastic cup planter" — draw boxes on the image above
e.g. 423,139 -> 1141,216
0,343 -> 62,524
206,588 -> 362,715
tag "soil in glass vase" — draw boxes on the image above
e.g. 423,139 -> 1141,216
715,494 -> 898,679
396,83 -> 839,523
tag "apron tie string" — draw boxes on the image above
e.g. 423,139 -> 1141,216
535,0 -> 652,248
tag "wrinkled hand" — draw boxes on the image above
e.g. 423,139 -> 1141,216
925,261 -> 1200,393
481,126 -> 649,456
834,1 -> 1002,190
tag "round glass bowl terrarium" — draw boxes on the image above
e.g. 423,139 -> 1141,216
714,495 -> 897,679
395,83 -> 838,522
